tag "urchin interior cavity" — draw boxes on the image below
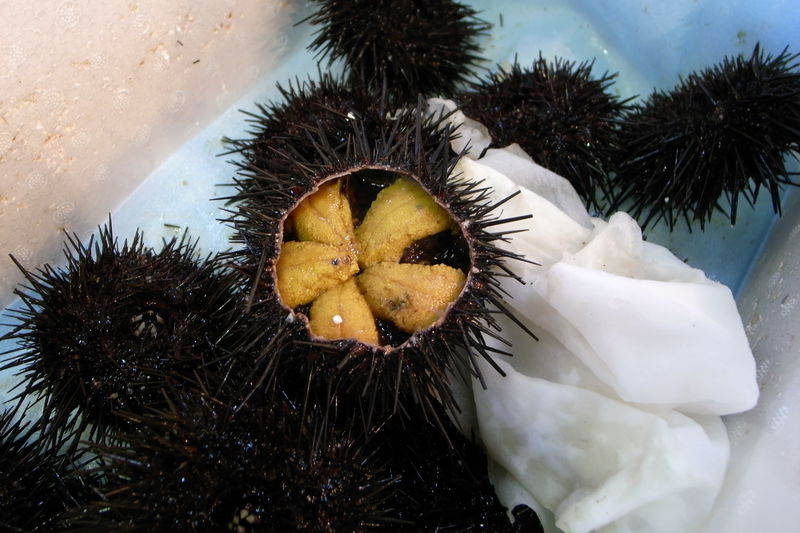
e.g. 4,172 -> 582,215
274,168 -> 470,347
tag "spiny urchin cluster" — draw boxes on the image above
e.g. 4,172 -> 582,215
458,56 -> 631,211
268,6 -> 800,229
305,0 -> 489,103
612,44 -> 800,229
0,100 -> 540,531
11,4 -> 800,532
1,223 -> 243,447
0,96 -> 541,533
65,386 -> 397,532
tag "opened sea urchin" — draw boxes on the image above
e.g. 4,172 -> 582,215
226,103 -> 533,426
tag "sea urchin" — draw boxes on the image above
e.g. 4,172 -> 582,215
225,102 -> 534,428
305,0 -> 490,103
458,55 -> 630,211
1,224 -> 242,446
612,43 -> 800,229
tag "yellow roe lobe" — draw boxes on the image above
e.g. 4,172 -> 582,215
275,241 -> 358,308
274,172 -> 468,345
357,262 -> 466,333
355,177 -> 452,268
309,279 -> 379,344
289,179 -> 358,255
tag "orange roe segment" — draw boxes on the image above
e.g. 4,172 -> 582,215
275,241 -> 358,308
290,179 -> 357,255
309,278 -> 378,344
355,177 -> 452,268
357,262 -> 466,333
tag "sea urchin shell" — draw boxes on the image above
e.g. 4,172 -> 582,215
612,43 -> 800,229
458,55 -> 630,211
305,0 -> 490,103
225,103 -> 534,427
1,224 -> 242,446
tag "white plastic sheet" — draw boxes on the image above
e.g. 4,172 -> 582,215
449,129 -> 759,531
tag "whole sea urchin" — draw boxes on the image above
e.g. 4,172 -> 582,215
612,44 -> 800,229
458,56 -> 630,211
305,0 -> 489,103
0,224 -> 242,447
225,103 -> 534,428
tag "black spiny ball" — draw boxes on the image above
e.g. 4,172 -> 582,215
305,0 -> 489,103
612,44 -> 800,229
1,224 -> 242,446
459,56 -> 630,211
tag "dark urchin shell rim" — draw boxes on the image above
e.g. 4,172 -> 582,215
611,43 -> 800,230
0,222 -> 244,451
220,102 -> 535,429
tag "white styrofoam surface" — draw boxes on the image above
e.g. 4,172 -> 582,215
0,0 -> 300,309
706,188 -> 800,532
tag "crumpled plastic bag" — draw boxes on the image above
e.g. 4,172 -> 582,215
438,99 -> 759,533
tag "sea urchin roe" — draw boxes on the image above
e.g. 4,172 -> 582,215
309,278 -> 378,344
288,179 -> 357,255
275,170 -> 469,345
275,241 -> 358,308
357,262 -> 466,333
355,177 -> 453,268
